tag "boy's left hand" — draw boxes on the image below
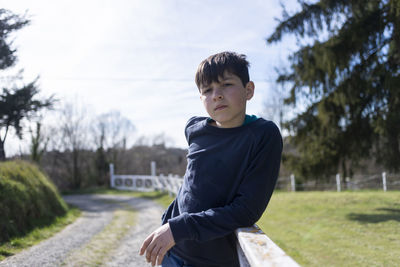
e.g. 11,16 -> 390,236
139,222 -> 175,266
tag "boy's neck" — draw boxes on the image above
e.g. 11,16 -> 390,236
210,114 -> 245,128
207,114 -> 257,128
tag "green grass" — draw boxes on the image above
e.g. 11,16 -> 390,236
257,191 -> 400,267
133,190 -> 175,208
0,205 -> 81,261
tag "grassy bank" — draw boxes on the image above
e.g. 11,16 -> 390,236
0,160 -> 80,261
0,160 -> 68,243
0,205 -> 81,261
258,191 -> 400,266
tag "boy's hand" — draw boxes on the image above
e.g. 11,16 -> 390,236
139,222 -> 175,266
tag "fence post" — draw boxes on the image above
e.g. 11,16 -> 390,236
110,163 -> 115,188
382,172 -> 387,192
159,173 -> 166,193
290,174 -> 296,192
151,161 -> 156,176
336,173 -> 341,192
168,174 -> 173,197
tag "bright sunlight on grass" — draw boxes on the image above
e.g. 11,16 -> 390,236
257,191 -> 400,267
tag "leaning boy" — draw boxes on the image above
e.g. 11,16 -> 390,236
140,51 -> 283,267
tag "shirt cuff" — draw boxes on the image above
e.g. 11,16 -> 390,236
168,212 -> 195,243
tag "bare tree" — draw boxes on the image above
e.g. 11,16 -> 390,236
262,95 -> 282,129
262,83 -> 286,130
91,110 -> 135,183
91,110 -> 135,150
55,101 -> 90,189
152,132 -> 175,147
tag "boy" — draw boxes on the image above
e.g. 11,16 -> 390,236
140,51 -> 282,267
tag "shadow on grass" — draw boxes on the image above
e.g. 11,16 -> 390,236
0,215 -> 59,246
62,187 -> 113,195
347,207 -> 400,223
0,250 -> 14,257
134,191 -> 169,199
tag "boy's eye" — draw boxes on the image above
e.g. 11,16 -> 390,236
223,83 -> 232,87
203,88 -> 212,94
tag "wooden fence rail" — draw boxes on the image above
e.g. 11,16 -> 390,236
109,163 -> 300,267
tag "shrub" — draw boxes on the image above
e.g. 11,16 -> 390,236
0,160 -> 68,243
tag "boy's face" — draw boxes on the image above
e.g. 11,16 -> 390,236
199,71 -> 254,128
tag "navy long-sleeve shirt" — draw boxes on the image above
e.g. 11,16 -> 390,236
162,116 -> 283,267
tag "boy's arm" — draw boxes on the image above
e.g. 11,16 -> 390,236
169,124 -> 282,243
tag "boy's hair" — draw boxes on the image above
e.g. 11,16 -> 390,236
195,51 -> 250,89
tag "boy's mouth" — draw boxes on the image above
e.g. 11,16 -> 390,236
214,105 -> 228,111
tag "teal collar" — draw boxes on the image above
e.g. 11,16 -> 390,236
243,114 -> 258,125
207,114 -> 258,126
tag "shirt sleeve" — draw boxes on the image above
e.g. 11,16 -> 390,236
168,123 -> 283,243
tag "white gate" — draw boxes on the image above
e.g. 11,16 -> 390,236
109,163 -> 183,195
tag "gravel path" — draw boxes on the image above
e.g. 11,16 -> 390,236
104,197 -> 165,267
0,194 -> 164,267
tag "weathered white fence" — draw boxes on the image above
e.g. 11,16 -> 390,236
109,163 -> 300,267
278,172 -> 400,192
236,225 -> 300,267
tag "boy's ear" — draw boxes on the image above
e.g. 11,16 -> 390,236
245,81 -> 255,100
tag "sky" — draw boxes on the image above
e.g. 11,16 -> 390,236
1,0 -> 299,154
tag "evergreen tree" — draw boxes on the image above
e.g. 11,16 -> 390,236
267,0 -> 400,180
0,9 -> 53,160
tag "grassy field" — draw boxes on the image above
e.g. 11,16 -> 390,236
258,191 -> 400,267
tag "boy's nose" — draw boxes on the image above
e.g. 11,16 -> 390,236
213,89 -> 223,101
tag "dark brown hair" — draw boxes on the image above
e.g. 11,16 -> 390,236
195,51 -> 250,90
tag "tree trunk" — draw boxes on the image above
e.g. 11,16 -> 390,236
341,159 -> 347,190
0,141 -> 5,161
72,149 -> 81,189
